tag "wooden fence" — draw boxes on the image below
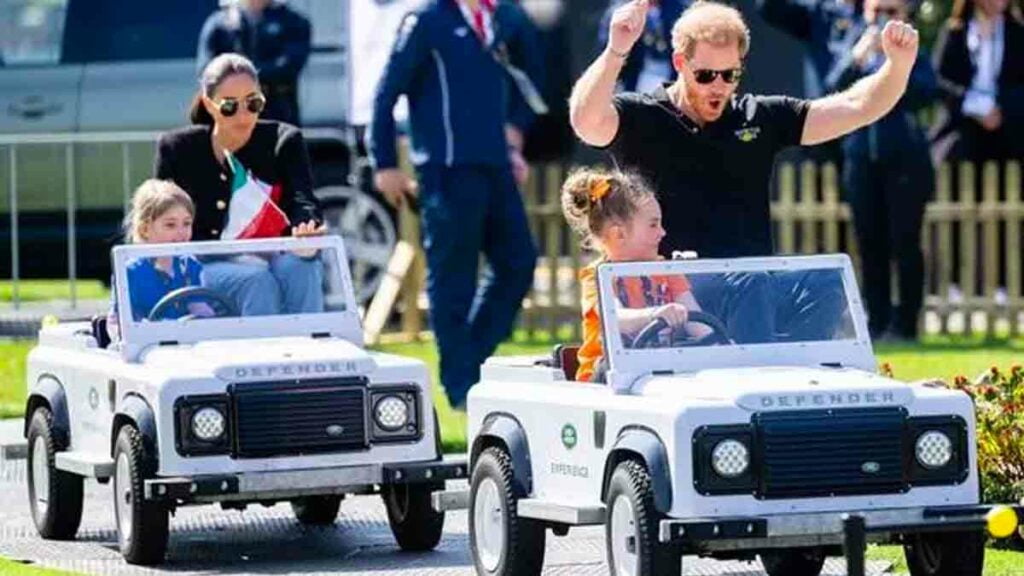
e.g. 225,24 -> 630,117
379,160 -> 1024,342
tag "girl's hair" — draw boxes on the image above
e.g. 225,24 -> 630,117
188,53 -> 260,125
561,168 -> 656,250
124,179 -> 195,243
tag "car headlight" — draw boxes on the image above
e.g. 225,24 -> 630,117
191,407 -> 226,441
374,395 -> 409,431
915,430 -> 953,469
712,439 -> 750,478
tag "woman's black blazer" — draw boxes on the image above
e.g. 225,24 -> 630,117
155,120 -> 322,241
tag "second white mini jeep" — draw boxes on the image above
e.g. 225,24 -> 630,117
23,236 -> 465,565
459,254 -> 1001,576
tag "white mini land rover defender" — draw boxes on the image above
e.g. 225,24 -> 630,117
23,236 -> 464,565
459,254 -> 1009,576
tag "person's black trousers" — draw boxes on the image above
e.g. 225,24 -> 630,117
843,153 -> 933,339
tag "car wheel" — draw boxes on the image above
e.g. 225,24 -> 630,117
290,495 -> 343,526
113,425 -> 169,565
760,548 -> 826,576
605,460 -> 679,576
469,446 -> 545,576
904,531 -> 984,576
26,407 -> 83,540
314,181 -> 397,305
381,481 -> 444,551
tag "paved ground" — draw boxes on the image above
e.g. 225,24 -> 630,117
0,420 -> 889,576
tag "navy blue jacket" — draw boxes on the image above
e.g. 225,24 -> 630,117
757,0 -> 861,97
826,29 -> 937,161
597,0 -> 689,92
368,0 -> 545,170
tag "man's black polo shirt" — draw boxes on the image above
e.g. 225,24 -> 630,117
602,86 -> 809,258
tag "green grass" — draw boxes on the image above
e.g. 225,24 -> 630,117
0,558 -> 76,575
0,340 -> 30,419
0,280 -> 108,303
867,544 -> 1024,575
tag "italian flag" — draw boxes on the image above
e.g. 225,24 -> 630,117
221,153 -> 290,240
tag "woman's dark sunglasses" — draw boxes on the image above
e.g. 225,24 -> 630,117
693,67 -> 743,85
213,94 -> 266,117
875,7 -> 903,18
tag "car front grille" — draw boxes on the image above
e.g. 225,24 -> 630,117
755,407 -> 906,499
232,378 -> 368,458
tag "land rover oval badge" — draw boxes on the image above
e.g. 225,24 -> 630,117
561,424 -> 577,450
326,425 -> 345,438
862,461 -> 881,474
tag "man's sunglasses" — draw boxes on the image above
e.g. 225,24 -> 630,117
692,67 -> 743,85
212,94 -> 266,117
875,7 -> 904,18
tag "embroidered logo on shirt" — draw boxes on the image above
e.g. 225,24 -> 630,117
455,27 -> 469,37
735,126 -> 761,142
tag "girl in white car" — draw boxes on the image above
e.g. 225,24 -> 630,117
561,168 -> 704,381
106,179 -> 212,341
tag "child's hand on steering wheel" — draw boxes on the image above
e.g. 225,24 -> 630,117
652,302 -> 689,329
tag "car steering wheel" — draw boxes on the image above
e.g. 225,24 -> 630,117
631,310 -> 731,349
147,286 -> 239,321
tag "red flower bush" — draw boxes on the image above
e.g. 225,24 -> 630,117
949,366 -> 1024,504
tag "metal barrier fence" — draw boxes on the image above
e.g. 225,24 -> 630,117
0,132 -> 160,308
389,160 -> 1024,342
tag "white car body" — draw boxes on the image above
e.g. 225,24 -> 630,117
463,254 -> 986,576
24,236 -> 462,564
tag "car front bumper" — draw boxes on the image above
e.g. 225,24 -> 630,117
143,457 -> 467,503
659,504 -> 1024,551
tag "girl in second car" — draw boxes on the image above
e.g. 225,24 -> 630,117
561,168 -> 706,382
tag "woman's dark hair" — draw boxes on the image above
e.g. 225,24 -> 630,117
948,0 -> 1023,29
188,53 -> 259,125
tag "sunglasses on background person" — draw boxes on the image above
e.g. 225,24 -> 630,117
692,67 -> 744,85
211,93 -> 267,117
875,7 -> 905,20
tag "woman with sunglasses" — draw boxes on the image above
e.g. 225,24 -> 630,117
824,0 -> 937,341
154,53 -> 326,316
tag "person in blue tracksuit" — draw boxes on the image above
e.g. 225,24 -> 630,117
368,0 -> 544,409
597,0 -> 690,93
826,0 -> 937,340
198,0 -> 311,125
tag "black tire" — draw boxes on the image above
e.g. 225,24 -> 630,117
382,482 -> 445,551
904,531 -> 985,576
760,548 -> 826,576
469,446 -> 546,576
113,425 -> 169,565
605,460 -> 679,576
26,407 -> 83,540
290,495 -> 343,526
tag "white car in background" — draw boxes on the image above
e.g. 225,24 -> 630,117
459,254 -> 999,576
23,236 -> 465,565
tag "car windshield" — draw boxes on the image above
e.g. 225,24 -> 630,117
609,268 -> 857,350
119,243 -> 347,323
111,237 -> 362,360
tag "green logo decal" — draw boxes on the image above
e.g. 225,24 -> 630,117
561,424 -> 578,450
